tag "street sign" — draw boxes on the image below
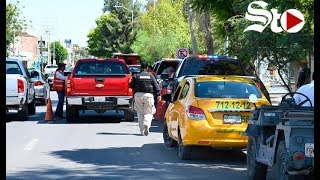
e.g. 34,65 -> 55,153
176,48 -> 189,59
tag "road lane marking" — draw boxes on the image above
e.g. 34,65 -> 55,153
24,139 -> 39,151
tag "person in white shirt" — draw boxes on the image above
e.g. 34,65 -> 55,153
293,72 -> 314,107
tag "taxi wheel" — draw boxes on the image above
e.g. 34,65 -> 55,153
247,136 -> 267,180
163,121 -> 178,147
178,130 -> 192,160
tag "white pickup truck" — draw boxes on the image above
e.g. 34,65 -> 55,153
6,58 -> 36,121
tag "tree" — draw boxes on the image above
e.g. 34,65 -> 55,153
131,0 -> 191,63
87,0 -> 142,57
6,1 -> 28,56
225,0 -> 314,93
50,41 -> 68,64
73,44 -> 89,63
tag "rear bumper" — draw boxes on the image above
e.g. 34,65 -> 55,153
181,120 -> 248,148
6,96 -> 25,110
35,86 -> 46,99
67,96 -> 133,109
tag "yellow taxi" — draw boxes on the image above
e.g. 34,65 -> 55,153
163,76 -> 270,159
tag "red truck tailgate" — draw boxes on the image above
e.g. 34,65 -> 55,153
67,59 -> 132,96
71,75 -> 131,96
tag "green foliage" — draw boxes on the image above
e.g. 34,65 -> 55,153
6,1 -> 28,56
131,0 -> 191,62
87,0 -> 142,57
50,41 -> 68,64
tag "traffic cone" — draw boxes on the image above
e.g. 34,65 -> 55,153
45,98 -> 54,121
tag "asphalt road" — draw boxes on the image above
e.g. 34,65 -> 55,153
6,91 -> 280,179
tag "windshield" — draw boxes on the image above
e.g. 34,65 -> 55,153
74,61 -> 129,75
178,57 -> 245,78
195,81 -> 262,98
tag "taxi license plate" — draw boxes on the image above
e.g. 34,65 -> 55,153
223,114 -> 242,124
94,97 -> 105,102
305,143 -> 314,157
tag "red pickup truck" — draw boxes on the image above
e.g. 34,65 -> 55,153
65,58 -> 134,122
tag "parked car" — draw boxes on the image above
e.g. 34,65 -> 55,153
44,64 -> 58,74
65,58 -> 134,122
112,53 -> 141,65
173,55 -> 271,103
163,75 -> 270,160
153,58 -> 183,80
6,58 -> 36,121
29,70 -> 50,105
47,72 -> 55,90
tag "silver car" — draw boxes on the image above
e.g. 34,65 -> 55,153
47,72 -> 55,90
29,70 -> 50,105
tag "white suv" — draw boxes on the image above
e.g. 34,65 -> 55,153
44,64 -> 58,74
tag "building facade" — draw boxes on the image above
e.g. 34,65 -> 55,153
13,33 -> 39,68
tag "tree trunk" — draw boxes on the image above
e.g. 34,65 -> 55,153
203,8 -> 214,54
187,0 -> 197,54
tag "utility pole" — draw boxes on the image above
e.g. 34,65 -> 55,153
12,29 -> 16,56
40,36 -> 44,73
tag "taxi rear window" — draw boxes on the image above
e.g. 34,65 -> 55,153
177,57 -> 245,78
195,81 -> 262,98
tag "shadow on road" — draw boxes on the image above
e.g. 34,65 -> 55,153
7,143 -> 247,179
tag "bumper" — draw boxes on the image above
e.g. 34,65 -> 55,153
181,119 -> 248,148
6,96 -> 25,109
35,86 -> 46,99
67,96 -> 133,109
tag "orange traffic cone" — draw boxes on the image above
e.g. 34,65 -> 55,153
45,98 -> 54,121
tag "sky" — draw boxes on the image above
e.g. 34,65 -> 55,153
12,0 -> 146,47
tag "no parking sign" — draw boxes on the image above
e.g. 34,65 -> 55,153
176,48 -> 189,59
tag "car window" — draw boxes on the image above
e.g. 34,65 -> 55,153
74,61 -> 129,75
177,57 -> 245,78
6,61 -> 23,75
179,83 -> 190,100
195,81 -> 262,98
156,61 -> 181,75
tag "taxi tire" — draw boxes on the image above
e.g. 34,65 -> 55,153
163,121 -> 178,147
247,136 -> 267,180
125,109 -> 134,122
178,130 -> 192,160
66,104 -> 79,123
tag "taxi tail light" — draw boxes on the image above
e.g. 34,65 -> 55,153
293,152 -> 305,161
186,105 -> 206,120
34,81 -> 43,86
256,81 -> 261,89
18,79 -> 24,93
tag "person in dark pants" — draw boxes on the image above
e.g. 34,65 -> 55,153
296,61 -> 311,89
52,63 -> 67,120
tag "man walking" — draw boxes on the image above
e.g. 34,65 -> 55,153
52,63 -> 67,120
130,62 -> 160,136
